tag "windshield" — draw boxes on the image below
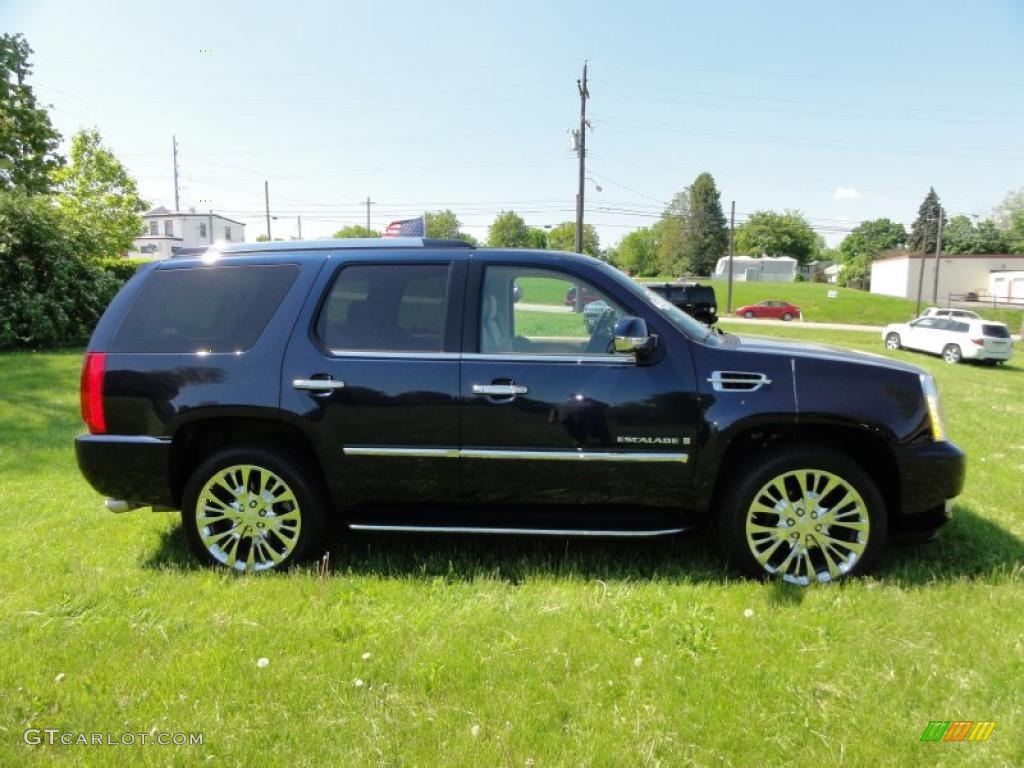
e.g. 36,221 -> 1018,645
595,262 -> 715,341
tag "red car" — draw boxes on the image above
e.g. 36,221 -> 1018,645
736,300 -> 801,321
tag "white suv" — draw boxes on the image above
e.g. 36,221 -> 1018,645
921,307 -> 982,321
883,316 -> 1014,364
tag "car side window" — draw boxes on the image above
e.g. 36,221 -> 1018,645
478,266 -> 626,355
317,263 -> 450,352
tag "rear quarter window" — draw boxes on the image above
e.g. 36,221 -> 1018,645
982,324 -> 1010,339
109,264 -> 300,353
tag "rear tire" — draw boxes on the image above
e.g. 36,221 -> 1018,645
885,333 -> 901,350
942,344 -> 962,364
781,312 -> 793,321
716,446 -> 887,584
181,444 -> 328,572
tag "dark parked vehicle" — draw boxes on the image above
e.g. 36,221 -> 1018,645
76,239 -> 965,583
646,282 -> 718,325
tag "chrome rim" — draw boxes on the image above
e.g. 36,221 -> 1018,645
944,346 -> 960,363
745,469 -> 869,584
194,464 -> 301,572
886,334 -> 899,349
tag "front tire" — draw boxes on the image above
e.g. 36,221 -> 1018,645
182,445 -> 328,572
942,344 -> 962,364
885,333 -> 901,350
744,310 -> 755,319
716,446 -> 887,584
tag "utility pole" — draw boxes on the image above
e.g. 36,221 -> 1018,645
264,180 -> 271,240
172,135 -> 180,212
914,207 -> 942,316
727,201 -> 736,314
365,197 -> 375,232
297,214 -> 302,239
931,209 -> 944,305
574,61 -> 590,255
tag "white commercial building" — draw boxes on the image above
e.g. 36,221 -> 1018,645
870,252 -> 1024,303
712,255 -> 798,282
129,206 -> 246,260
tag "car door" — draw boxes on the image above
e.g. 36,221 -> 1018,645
905,317 -> 937,351
281,255 -> 466,509
459,258 -> 700,519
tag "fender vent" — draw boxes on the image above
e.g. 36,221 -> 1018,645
707,371 -> 772,392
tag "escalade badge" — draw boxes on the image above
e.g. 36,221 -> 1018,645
617,436 -> 682,445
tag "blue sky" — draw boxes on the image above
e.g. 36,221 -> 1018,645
4,0 -> 1023,246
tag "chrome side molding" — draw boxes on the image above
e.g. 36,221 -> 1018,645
343,446 -> 688,463
348,524 -> 687,537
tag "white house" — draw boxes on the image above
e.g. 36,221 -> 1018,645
129,206 -> 246,260
870,252 -> 1024,303
713,255 -> 798,282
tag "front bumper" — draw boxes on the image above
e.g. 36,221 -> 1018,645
890,439 -> 965,535
75,434 -> 175,508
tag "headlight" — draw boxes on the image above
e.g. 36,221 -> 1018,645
920,374 -> 946,442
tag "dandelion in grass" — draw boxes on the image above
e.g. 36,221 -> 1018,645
256,657 -> 270,668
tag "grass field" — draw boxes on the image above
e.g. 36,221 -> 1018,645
1,338 -> 1022,766
518,272 -> 1024,328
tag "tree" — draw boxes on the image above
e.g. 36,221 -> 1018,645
734,210 -> 820,264
487,210 -> 530,247
332,224 -> 380,238
614,227 -> 660,276
424,209 -> 477,244
0,34 -> 62,194
654,191 -> 689,275
0,190 -> 121,347
837,218 -> 907,262
50,129 -> 148,258
994,188 -> 1024,252
546,221 -> 599,256
681,172 -> 728,275
525,227 -> 548,249
907,187 -> 944,254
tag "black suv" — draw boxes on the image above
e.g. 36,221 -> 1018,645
76,239 -> 965,583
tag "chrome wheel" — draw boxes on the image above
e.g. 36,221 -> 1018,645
943,344 -> 961,364
744,469 -> 869,584
193,464 -> 302,572
885,333 -> 900,350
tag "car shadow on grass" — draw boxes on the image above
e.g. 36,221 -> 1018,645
142,502 -> 1023,587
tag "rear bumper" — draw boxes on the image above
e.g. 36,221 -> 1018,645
75,434 -> 175,508
890,439 -> 965,535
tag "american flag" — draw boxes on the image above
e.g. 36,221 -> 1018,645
382,216 -> 426,237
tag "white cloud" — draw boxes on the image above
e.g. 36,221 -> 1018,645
833,186 -> 863,200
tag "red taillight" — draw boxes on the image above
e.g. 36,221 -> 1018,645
80,352 -> 107,434
970,338 -> 984,346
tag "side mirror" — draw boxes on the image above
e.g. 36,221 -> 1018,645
613,316 -> 656,356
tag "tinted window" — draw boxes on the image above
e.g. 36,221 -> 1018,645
950,321 -> 969,333
111,264 -> 299,353
317,264 -> 450,352
983,324 -> 1010,339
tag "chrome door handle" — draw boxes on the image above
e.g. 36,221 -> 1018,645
472,383 -> 528,396
293,378 -> 346,391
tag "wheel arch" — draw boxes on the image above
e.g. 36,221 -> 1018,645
706,421 -> 901,526
168,415 -> 326,509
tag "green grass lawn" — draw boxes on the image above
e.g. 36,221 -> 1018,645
1,342 -> 1022,766
646,278 -> 1024,329
519,273 -> 1024,330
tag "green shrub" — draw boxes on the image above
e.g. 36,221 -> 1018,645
94,255 -> 150,281
0,191 -> 121,348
